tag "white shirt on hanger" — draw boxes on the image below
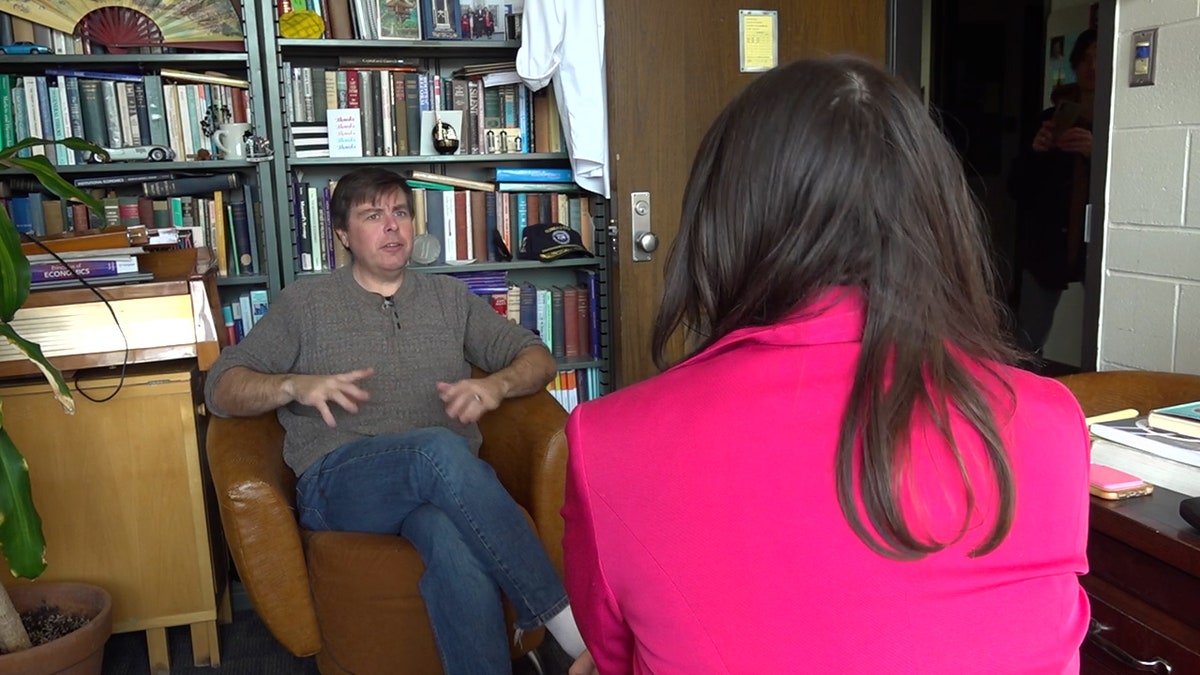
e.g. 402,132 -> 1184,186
516,0 -> 611,198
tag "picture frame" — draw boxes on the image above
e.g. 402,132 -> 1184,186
458,1 -> 506,40
420,0 -> 462,40
378,0 -> 422,40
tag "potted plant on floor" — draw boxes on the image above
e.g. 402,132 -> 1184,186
0,137 -> 114,674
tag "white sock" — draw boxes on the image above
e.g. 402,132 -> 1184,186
545,604 -> 587,658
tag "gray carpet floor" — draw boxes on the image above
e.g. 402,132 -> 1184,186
101,605 -> 574,674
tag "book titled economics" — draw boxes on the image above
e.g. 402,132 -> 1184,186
30,258 -> 140,283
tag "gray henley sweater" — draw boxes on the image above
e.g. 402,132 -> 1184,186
204,265 -> 543,476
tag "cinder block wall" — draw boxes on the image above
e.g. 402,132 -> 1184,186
1100,0 -> 1200,373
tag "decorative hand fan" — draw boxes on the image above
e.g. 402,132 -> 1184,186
0,0 -> 245,51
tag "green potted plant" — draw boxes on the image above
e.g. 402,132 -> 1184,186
0,137 -> 114,674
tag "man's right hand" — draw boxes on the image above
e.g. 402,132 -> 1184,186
283,368 -> 374,427
1031,120 -> 1056,152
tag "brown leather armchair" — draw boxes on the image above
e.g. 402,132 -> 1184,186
1055,370 -> 1200,417
205,387 -> 569,674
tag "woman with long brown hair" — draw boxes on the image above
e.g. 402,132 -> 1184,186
563,56 -> 1089,674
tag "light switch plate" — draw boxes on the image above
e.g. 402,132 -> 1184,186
1130,28 -> 1157,87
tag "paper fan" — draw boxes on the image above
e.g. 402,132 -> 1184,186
0,0 -> 244,47
76,7 -> 163,53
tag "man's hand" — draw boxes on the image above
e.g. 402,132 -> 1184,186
569,650 -> 596,675
1055,127 -> 1092,158
437,379 -> 501,424
1031,120 -> 1056,152
284,368 -> 374,427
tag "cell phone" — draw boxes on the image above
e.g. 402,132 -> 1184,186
1052,100 -> 1082,135
1089,463 -> 1154,500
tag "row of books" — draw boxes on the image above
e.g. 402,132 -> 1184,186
0,70 -> 252,165
4,177 -> 261,278
455,269 -> 601,362
1,14 -> 89,55
221,289 -> 272,346
549,369 -> 603,413
1089,402 -> 1200,498
284,65 -> 563,158
289,177 -> 592,273
279,0 -> 521,42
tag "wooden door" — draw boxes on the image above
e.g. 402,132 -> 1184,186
604,0 -> 889,387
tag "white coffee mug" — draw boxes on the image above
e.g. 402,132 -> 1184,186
213,122 -> 252,160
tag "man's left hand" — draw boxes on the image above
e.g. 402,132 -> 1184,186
437,379 -> 501,424
1055,127 -> 1092,158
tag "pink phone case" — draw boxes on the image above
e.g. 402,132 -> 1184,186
1090,463 -> 1146,491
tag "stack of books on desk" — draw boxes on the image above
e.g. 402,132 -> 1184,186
1090,406 -> 1200,497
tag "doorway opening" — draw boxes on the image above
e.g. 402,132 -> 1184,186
927,0 -> 1111,375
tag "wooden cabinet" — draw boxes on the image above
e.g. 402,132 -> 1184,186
1082,488 -> 1200,674
0,363 -> 227,674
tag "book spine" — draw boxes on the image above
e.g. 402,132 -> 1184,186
75,79 -> 106,149
493,167 -> 574,182
43,69 -> 144,83
74,172 -> 176,188
10,82 -> 29,157
47,82 -> 69,163
34,76 -> 53,146
404,73 -> 420,155
228,191 -> 254,274
0,75 -> 15,151
131,80 -> 152,145
142,174 -> 240,198
141,75 -> 170,147
29,259 -> 136,282
99,80 -> 123,148
62,77 -> 86,162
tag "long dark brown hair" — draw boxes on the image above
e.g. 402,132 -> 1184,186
652,56 -> 1018,558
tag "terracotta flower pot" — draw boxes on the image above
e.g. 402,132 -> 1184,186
0,582 -> 113,675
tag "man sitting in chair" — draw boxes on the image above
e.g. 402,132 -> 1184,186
204,167 -> 585,674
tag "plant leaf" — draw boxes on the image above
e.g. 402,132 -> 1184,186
4,155 -> 104,214
0,325 -> 74,414
0,206 -> 31,324
0,136 -> 107,162
0,406 -> 47,580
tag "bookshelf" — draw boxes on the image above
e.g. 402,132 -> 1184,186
0,1 -> 283,310
255,0 -> 612,402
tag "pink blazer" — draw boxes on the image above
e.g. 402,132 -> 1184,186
564,292 -> 1090,674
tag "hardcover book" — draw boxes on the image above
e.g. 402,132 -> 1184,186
1148,401 -> 1200,439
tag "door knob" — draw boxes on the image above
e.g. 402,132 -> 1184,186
630,191 -> 655,262
636,232 -> 659,253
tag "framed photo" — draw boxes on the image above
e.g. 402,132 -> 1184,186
421,0 -> 462,39
379,0 -> 422,40
458,2 -> 505,40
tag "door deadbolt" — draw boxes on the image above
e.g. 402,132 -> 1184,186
631,191 -> 655,262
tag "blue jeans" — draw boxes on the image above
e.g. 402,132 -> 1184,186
295,427 -> 569,675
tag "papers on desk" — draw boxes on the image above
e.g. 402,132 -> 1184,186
1090,415 -> 1200,497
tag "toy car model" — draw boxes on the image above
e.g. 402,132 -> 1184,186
0,42 -> 53,55
88,144 -> 177,163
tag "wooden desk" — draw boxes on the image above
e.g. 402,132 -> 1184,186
1082,488 -> 1200,673
0,249 -> 229,673
0,248 -> 224,378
